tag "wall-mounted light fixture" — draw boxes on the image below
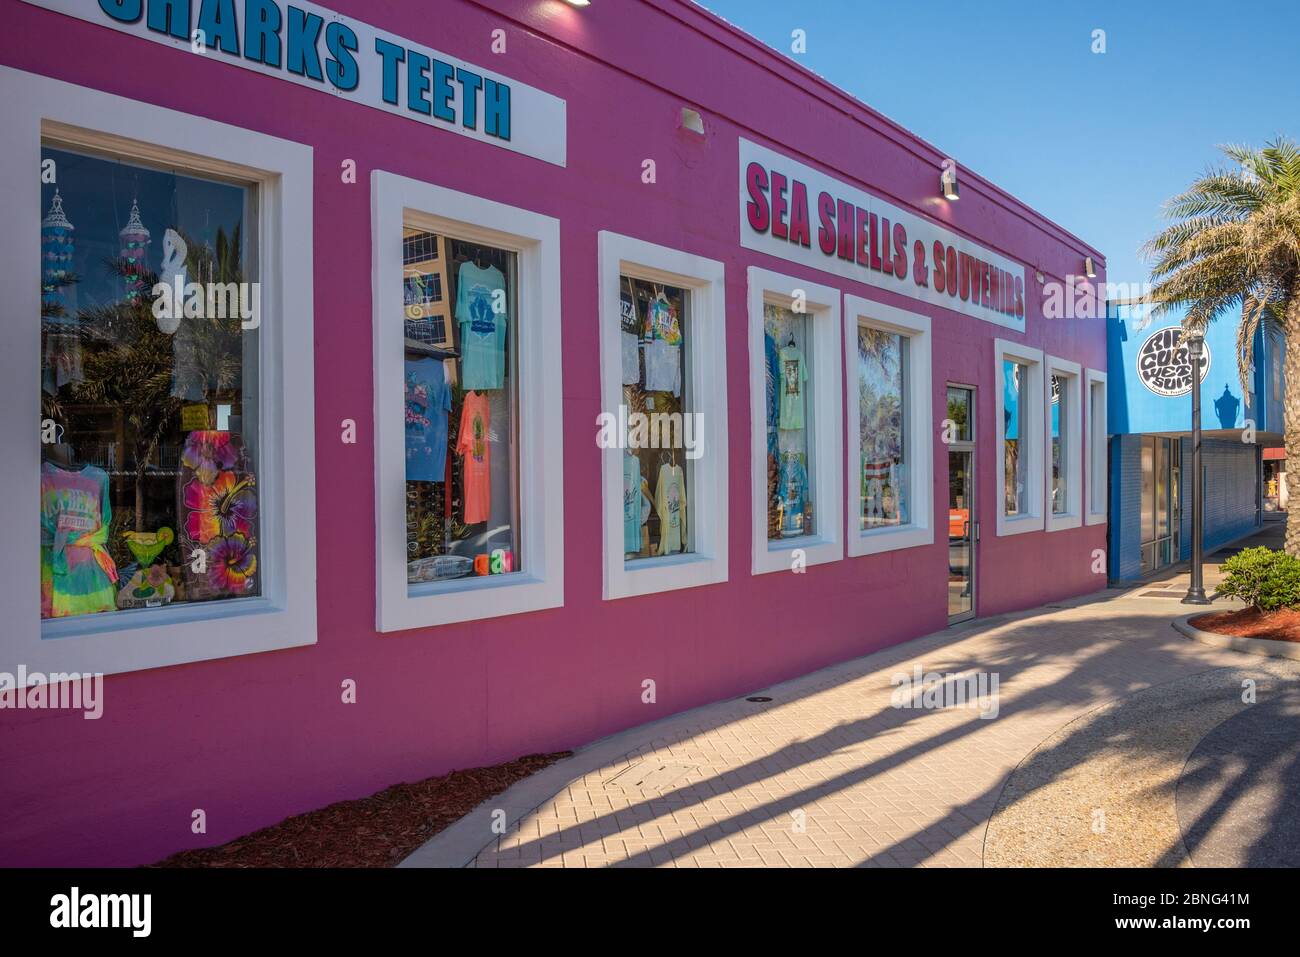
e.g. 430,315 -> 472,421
680,107 -> 704,135
940,160 -> 959,201
1035,270 -> 1045,285
1084,256 -> 1097,279
562,0 -> 591,7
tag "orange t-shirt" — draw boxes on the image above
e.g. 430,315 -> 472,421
457,391 -> 492,523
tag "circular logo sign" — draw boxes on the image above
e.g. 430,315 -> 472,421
1136,327 -> 1210,397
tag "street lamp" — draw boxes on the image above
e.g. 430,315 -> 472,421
1183,331 -> 1211,605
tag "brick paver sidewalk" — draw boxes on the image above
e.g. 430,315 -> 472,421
403,531 -> 1286,868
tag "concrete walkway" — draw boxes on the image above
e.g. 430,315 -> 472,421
402,525 -> 1299,868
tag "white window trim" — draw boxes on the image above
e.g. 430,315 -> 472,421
844,296 -> 934,557
747,268 -> 843,575
1084,368 -> 1108,526
1044,356 -> 1083,532
0,67 -> 316,680
372,173 -> 563,631
994,338 -> 1045,536
598,231 -> 728,600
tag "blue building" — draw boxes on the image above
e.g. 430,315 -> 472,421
1107,300 -> 1285,580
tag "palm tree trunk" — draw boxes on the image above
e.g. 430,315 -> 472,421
1285,289 -> 1300,555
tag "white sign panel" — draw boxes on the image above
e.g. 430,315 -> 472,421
21,0 -> 567,167
740,138 -> 1025,329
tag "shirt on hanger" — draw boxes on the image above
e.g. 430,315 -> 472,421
777,344 -> 808,430
623,453 -> 651,553
779,452 -> 809,537
404,357 -> 452,482
621,288 -> 641,386
457,391 -> 492,523
456,260 -> 509,391
654,462 -> 687,555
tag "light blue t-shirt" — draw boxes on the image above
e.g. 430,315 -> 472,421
623,454 -> 649,553
404,358 -> 452,481
456,261 -> 508,390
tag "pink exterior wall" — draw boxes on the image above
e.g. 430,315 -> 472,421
0,0 -> 1107,866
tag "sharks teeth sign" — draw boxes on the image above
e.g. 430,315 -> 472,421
740,139 -> 1026,330
21,0 -> 567,166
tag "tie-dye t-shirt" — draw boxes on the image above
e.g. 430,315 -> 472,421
40,462 -> 118,618
457,391 -> 492,524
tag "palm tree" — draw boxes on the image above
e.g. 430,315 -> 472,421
1144,139 -> 1300,553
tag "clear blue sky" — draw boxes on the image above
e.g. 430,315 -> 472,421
697,0 -> 1299,288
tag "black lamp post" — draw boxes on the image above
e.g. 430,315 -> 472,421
1183,331 -> 1211,605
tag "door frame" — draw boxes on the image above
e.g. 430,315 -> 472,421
946,382 -> 978,624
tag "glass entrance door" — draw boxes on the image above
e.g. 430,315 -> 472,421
948,449 -> 976,622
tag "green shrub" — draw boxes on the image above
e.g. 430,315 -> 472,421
1216,547 -> 1300,612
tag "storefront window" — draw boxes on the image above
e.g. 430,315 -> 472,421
39,144 -> 261,622
621,276 -> 692,562
1003,359 -> 1028,516
765,304 -> 815,540
403,226 -> 520,585
859,327 -> 909,529
1051,374 -> 1067,514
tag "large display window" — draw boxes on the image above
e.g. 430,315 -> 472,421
372,173 -> 563,631
1045,355 -> 1082,532
844,296 -> 933,557
994,339 -> 1044,536
1084,369 -> 1108,526
0,67 -> 317,678
599,232 -> 728,600
747,268 -> 843,575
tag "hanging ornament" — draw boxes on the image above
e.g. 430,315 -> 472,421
118,198 -> 151,300
41,189 -> 75,310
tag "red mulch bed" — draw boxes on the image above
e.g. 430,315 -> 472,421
151,751 -> 570,868
1191,607 -> 1300,643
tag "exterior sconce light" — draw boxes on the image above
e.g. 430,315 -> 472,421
940,160 -> 959,201
563,0 -> 591,6
1084,256 -> 1097,279
680,108 -> 705,135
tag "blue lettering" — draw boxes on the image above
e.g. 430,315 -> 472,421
99,0 -> 143,22
244,0 -> 282,67
483,78 -> 511,141
431,59 -> 455,123
146,0 -> 190,40
455,68 -> 482,129
374,38 -> 405,105
287,6 -> 323,81
407,50 -> 431,115
196,0 -> 239,56
325,22 -> 358,91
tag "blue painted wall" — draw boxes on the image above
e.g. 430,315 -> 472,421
1108,301 -> 1282,436
1108,434 -> 1261,580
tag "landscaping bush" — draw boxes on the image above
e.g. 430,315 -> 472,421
1216,547 -> 1300,612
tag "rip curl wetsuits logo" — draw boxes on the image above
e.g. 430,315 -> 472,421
1136,327 -> 1210,397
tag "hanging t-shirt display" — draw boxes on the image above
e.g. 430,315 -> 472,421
622,452 -> 651,553
642,293 -> 682,395
778,452 -> 809,538
621,287 -> 641,386
457,391 -> 492,523
654,462 -> 687,555
777,344 -> 808,430
40,462 -> 119,619
455,260 -> 508,391
404,357 -> 452,482
765,332 -> 780,458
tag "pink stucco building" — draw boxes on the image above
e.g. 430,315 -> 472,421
0,0 -> 1108,867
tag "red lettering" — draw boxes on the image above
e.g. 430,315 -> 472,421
856,207 -> 871,266
788,180 -> 811,247
958,252 -> 971,300
913,238 -> 927,286
745,163 -> 769,233
1014,275 -> 1025,318
932,241 -> 945,291
893,223 -> 907,278
946,246 -> 958,296
838,199 -> 855,260
869,213 -> 882,270
770,171 -> 789,240
817,192 -> 836,256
